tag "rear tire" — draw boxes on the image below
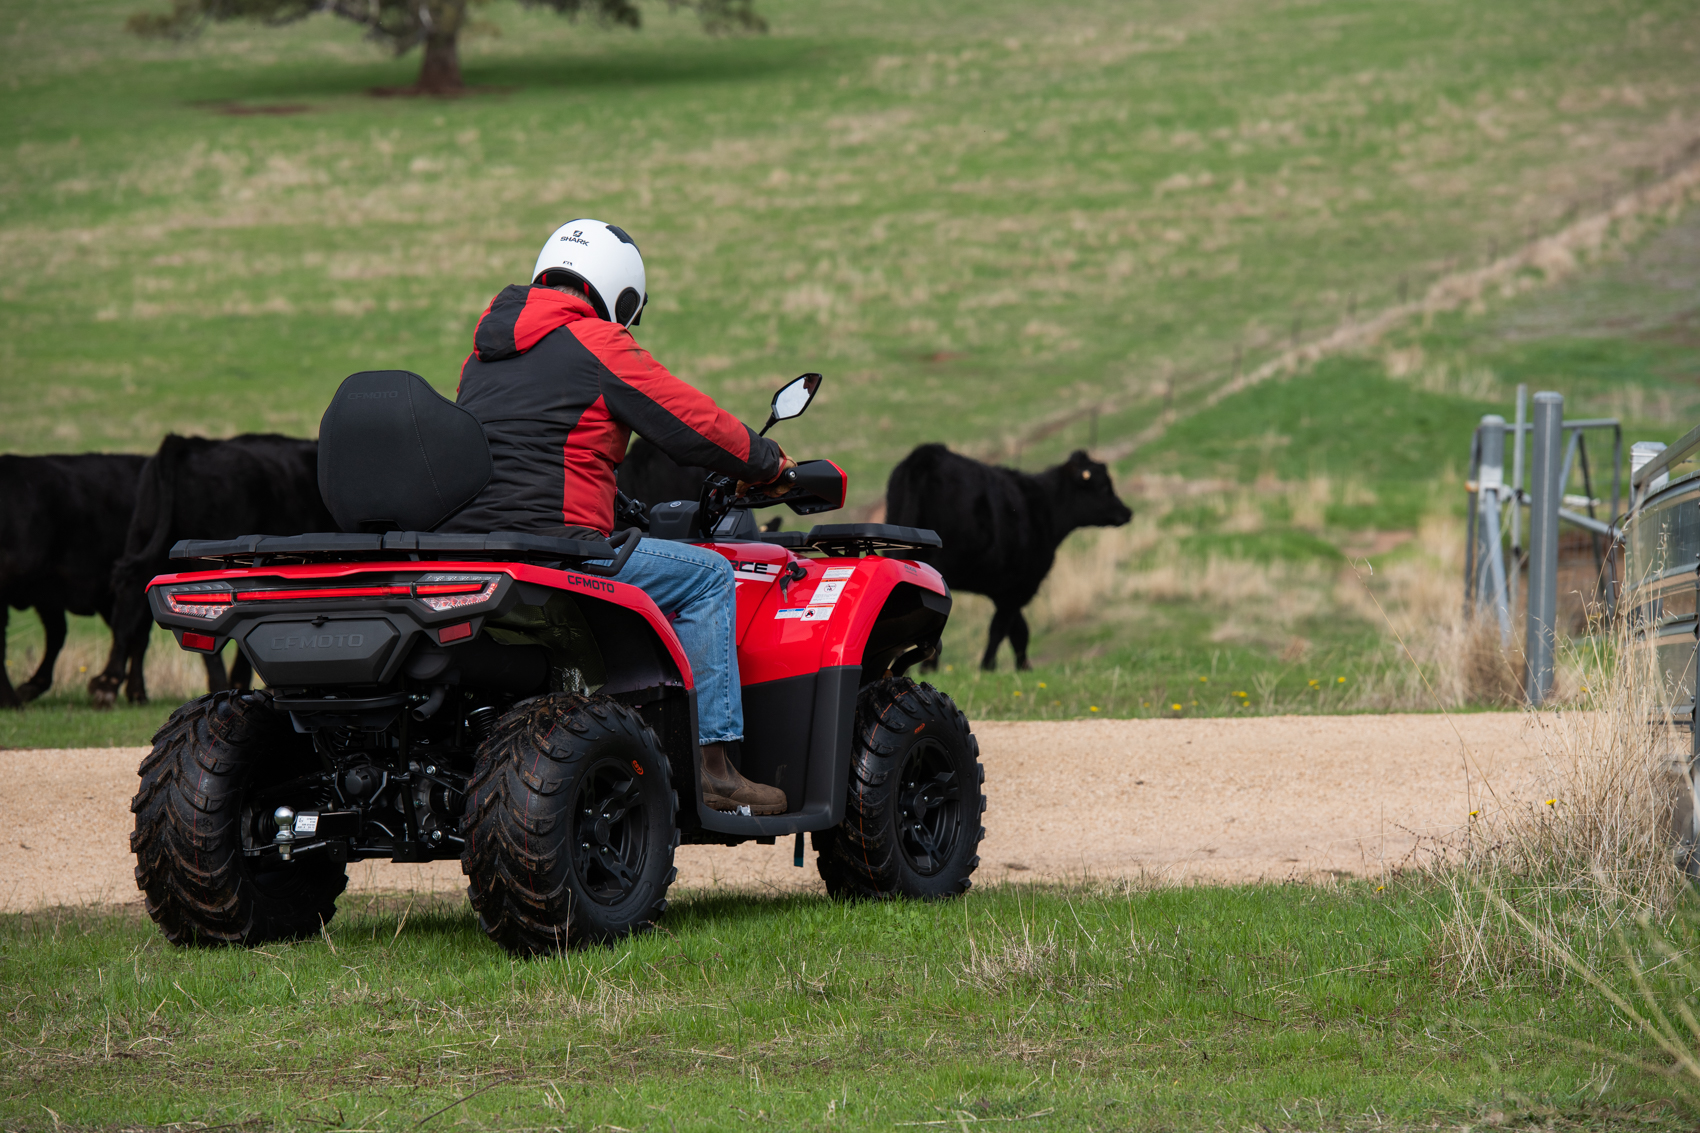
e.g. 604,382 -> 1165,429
814,678 -> 984,899
462,693 -> 678,955
131,691 -> 347,946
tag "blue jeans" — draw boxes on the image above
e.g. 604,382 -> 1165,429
604,540 -> 742,744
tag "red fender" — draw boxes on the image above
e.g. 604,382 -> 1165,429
704,542 -> 949,685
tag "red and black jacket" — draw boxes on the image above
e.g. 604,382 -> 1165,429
442,286 -> 783,538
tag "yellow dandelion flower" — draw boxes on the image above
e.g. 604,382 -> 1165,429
1037,681 -> 1047,689
1375,885 -> 1384,892
1469,810 -> 1479,817
1336,676 -> 1346,684
1545,798 -> 1557,807
1171,703 -> 1182,711
1199,676 -> 1208,683
1089,706 -> 1100,712
1013,690 -> 1023,697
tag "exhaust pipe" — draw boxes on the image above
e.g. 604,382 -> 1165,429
411,685 -> 447,721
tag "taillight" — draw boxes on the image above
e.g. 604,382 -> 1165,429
162,582 -> 235,619
414,573 -> 499,612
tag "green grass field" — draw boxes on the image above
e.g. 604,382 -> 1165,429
4,882 -> 1696,1130
6,7 -> 1700,1126
4,0 -> 1700,741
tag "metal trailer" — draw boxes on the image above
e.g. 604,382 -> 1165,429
1619,422 -> 1700,878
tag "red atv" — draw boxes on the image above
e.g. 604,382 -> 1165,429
132,371 -> 984,954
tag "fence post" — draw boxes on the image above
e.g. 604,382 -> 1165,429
1525,392 -> 1563,705
1475,415 -> 1512,642
1509,384 -> 1527,614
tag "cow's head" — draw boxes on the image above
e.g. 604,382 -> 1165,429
1057,450 -> 1133,530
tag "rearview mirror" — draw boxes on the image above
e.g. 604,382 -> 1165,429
761,373 -> 822,435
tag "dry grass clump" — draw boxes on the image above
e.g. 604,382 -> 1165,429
1433,605 -> 1696,994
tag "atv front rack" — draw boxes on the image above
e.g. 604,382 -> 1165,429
171,527 -> 641,576
786,523 -> 943,556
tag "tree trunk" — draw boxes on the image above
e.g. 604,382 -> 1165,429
416,30 -> 463,94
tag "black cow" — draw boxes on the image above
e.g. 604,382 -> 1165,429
886,444 -> 1133,671
616,435 -> 707,508
0,454 -> 147,707
91,434 -> 336,707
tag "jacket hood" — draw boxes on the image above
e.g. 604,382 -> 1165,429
473,285 -> 598,363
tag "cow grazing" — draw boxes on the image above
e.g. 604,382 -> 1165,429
886,444 -> 1133,671
91,434 -> 335,707
616,435 -> 707,509
0,454 -> 147,707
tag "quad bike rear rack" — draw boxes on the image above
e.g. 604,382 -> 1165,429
170,527 -> 641,575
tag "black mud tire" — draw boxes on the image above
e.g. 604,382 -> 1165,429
131,690 -> 347,946
461,693 -> 678,955
814,678 -> 984,900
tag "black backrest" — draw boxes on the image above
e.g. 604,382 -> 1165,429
318,370 -> 492,533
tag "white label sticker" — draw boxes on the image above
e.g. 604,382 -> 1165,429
812,580 -> 846,604
800,606 -> 834,621
774,607 -> 807,619
823,567 -> 855,580
293,813 -> 319,835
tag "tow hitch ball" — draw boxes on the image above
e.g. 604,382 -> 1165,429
273,806 -> 296,861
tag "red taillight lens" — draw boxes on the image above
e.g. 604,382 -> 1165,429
163,583 -> 235,619
163,574 -> 500,613
414,574 -> 500,612
235,584 -> 413,602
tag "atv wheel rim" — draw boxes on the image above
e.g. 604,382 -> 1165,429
896,738 -> 962,877
571,757 -> 651,906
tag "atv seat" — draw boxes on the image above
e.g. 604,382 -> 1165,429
318,369 -> 493,534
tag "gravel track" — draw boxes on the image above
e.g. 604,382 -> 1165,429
0,713 -> 1550,913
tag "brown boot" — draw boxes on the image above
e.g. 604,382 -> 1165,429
700,743 -> 788,815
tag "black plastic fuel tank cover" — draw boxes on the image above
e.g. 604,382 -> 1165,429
245,619 -> 400,686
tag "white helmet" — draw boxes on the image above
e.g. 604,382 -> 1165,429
531,220 -> 648,327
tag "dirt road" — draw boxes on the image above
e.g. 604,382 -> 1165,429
0,714 -> 1553,912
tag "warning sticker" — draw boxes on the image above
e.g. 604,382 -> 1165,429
811,580 -> 847,605
800,606 -> 834,621
774,608 -> 807,620
822,567 -> 856,580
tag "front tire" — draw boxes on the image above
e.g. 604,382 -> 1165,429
131,691 -> 347,946
462,694 -> 678,955
815,678 -> 985,899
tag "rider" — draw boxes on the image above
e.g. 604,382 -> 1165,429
441,220 -> 795,816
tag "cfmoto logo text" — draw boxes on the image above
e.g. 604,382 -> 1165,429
347,390 -> 399,400
272,633 -> 366,650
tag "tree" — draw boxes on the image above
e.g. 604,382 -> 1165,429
127,0 -> 764,95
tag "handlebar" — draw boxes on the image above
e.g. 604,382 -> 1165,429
574,526 -> 643,577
